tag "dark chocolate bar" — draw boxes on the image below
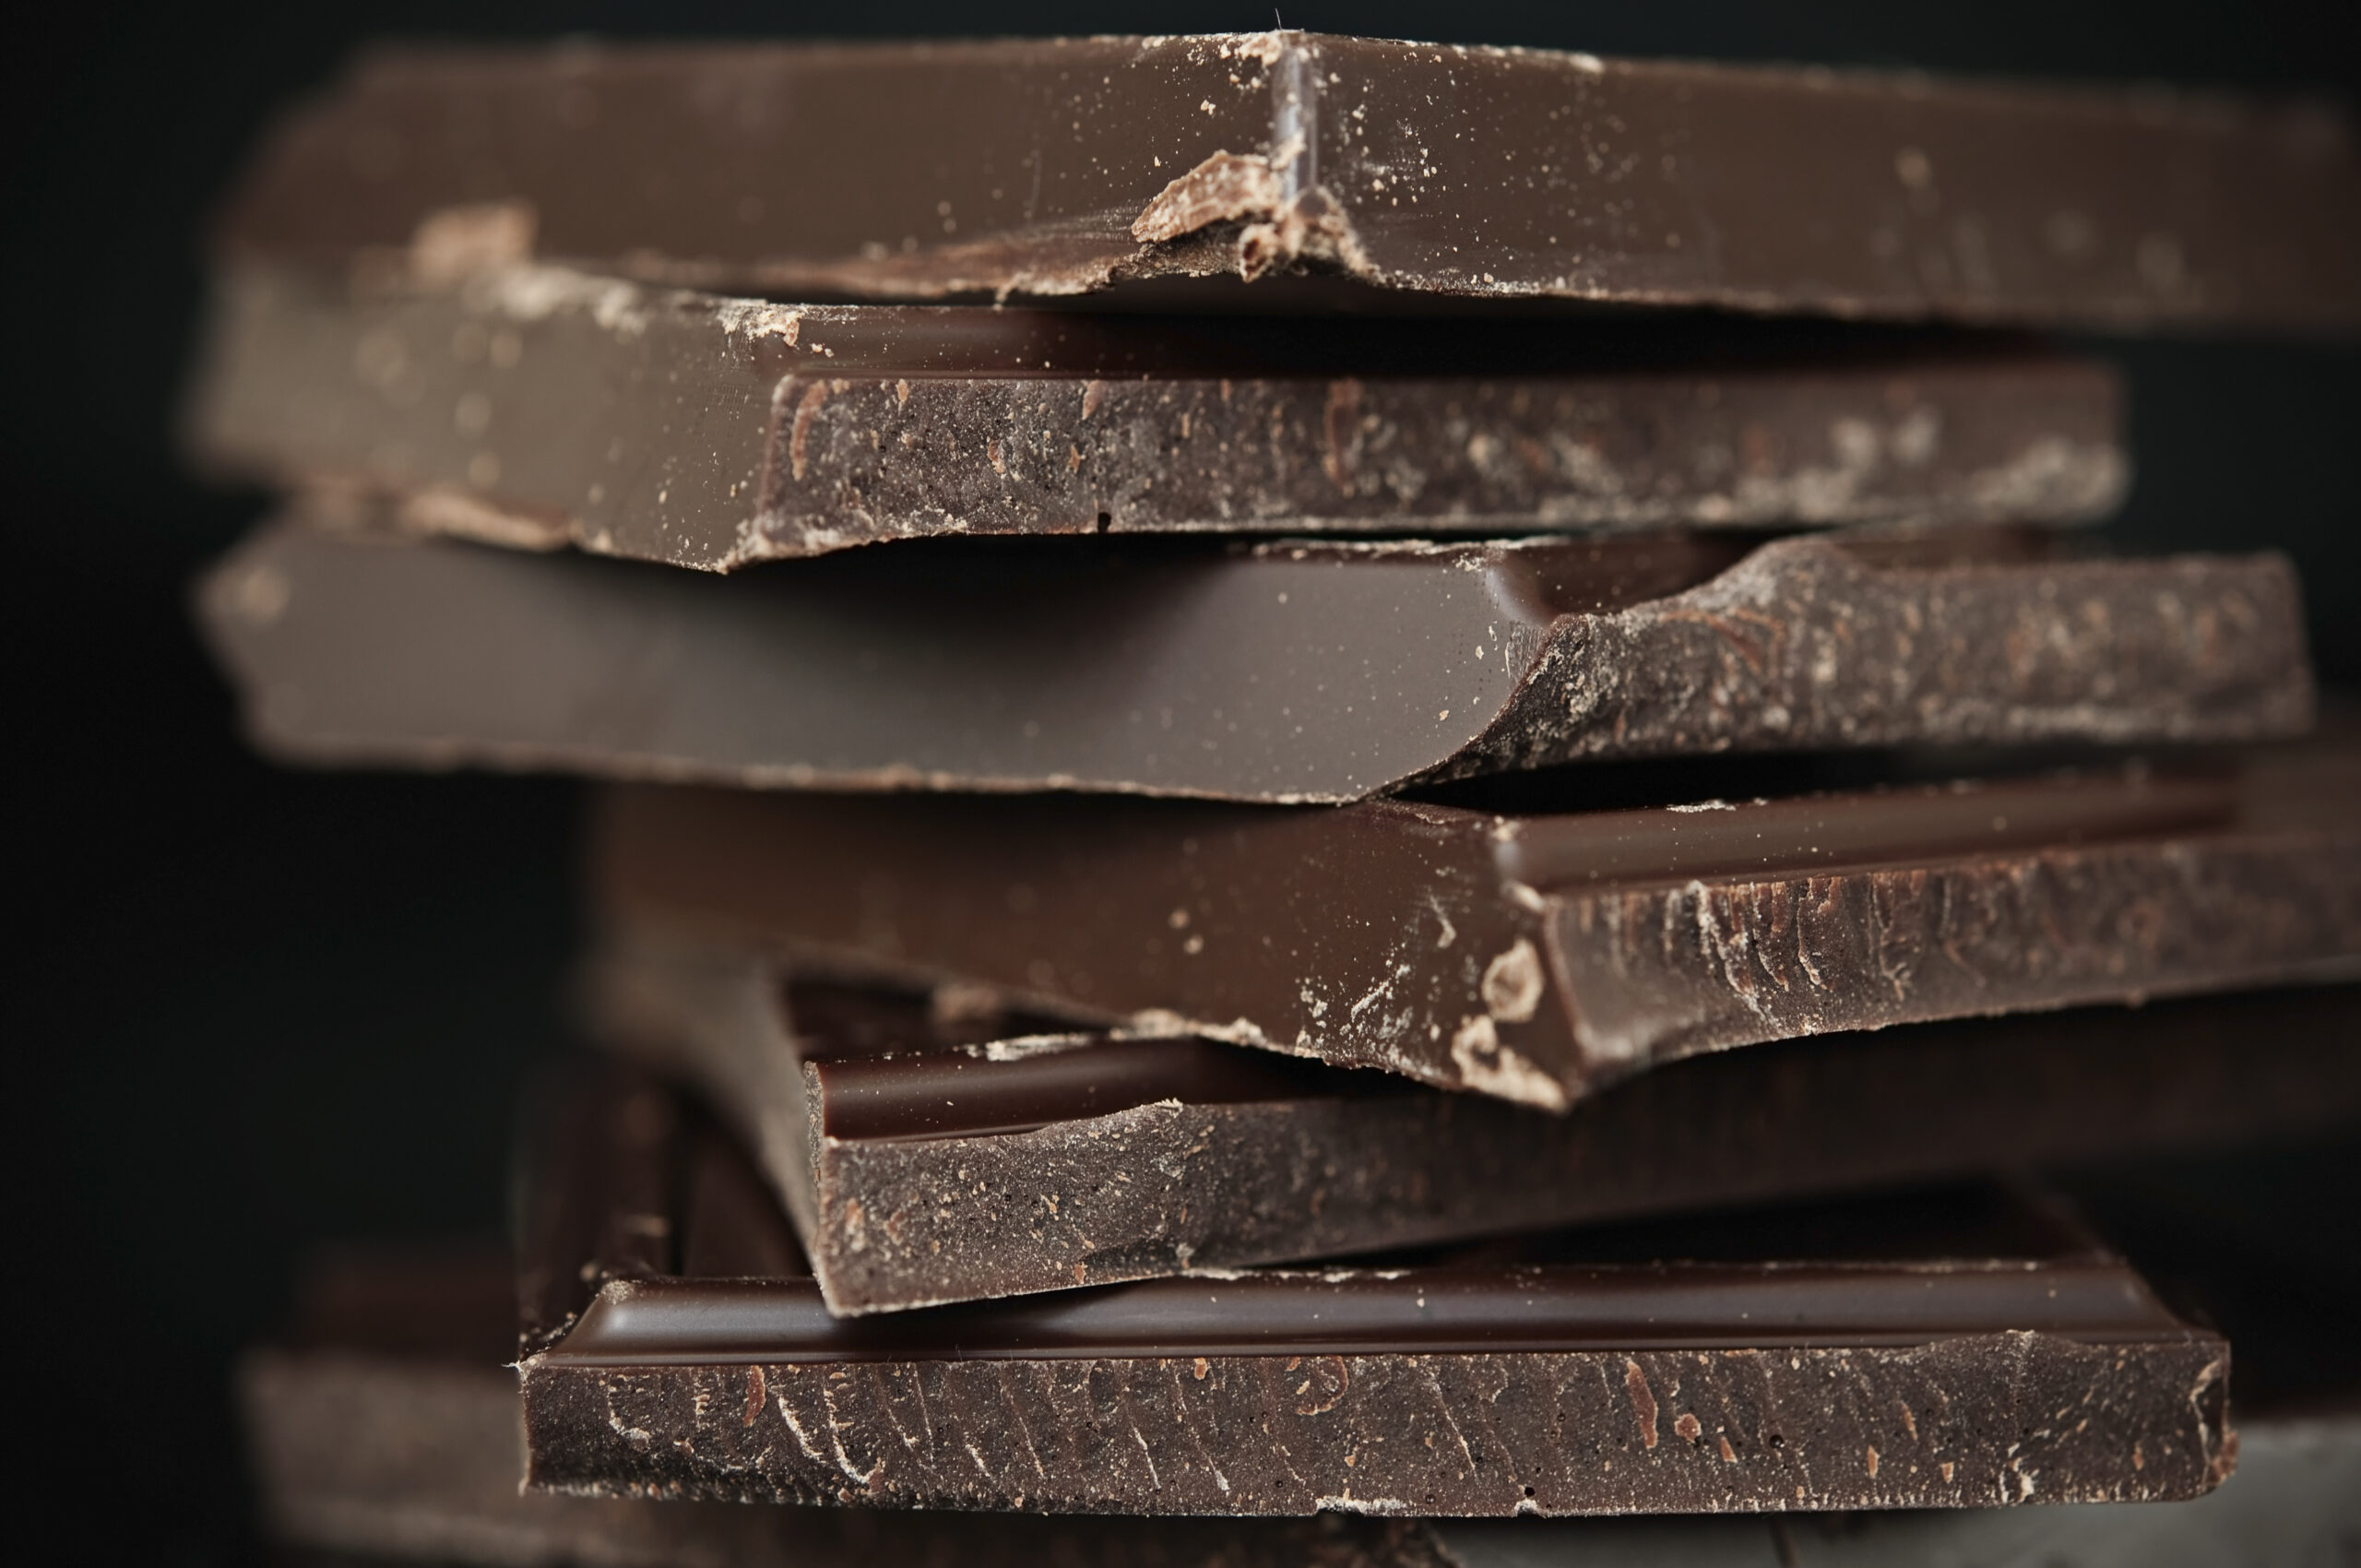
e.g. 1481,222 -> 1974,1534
516,1076 -> 2232,1515
593,929 -> 2361,1314
198,518 -> 2308,803
189,264 -> 2127,564
218,34 -> 2361,330
249,1245 -> 2357,1564
245,1242 -> 1442,1566
594,737 -> 2361,1106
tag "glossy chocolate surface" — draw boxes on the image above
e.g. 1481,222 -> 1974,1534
219,34 -> 2361,330
548,1262 -> 2187,1365
189,264 -> 2125,565
200,519 -> 2309,802
808,1038 -> 1350,1144
595,736 -> 2361,1105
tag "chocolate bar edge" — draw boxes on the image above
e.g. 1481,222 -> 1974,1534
199,517 -> 2313,804
591,932 -> 2361,1315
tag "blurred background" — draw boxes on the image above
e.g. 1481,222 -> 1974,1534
6,3 -> 2357,1559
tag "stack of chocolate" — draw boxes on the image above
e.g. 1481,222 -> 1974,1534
191,32 -> 2361,1564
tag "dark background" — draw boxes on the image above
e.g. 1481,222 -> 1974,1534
6,3 -> 2358,1560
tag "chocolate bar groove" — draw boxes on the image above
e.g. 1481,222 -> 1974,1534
543,1262 -> 2191,1364
810,1039 -> 1340,1144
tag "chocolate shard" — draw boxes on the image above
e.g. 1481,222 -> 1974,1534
516,1075 -> 2233,1515
591,928 -> 2361,1315
593,736 -> 2361,1107
219,34 -> 2361,330
246,1242 -> 1449,1567
186,263 -> 2128,565
197,517 -> 2309,803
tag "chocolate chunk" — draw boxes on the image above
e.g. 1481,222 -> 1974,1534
592,929 -> 2361,1314
515,1076 -> 2232,1515
246,1242 -> 1446,1566
197,518 -> 2308,802
188,264 -> 2127,564
592,737 -> 2361,1106
218,34 -> 2361,329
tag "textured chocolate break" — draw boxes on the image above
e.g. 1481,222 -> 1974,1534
218,34 -> 2361,329
197,519 -> 2308,802
515,1076 -> 2232,1516
593,737 -> 2361,1106
187,263 -> 2127,565
591,930 -> 2361,1315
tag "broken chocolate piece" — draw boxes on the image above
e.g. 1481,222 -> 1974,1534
246,1241 -> 1444,1566
197,518 -> 2308,802
592,929 -> 2361,1314
516,1076 -> 2233,1515
188,263 -> 2128,565
593,737 -> 2361,1106
219,34 -> 2361,330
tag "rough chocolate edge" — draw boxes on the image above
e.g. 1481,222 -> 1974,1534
1551,831 -> 2361,1082
1450,538 -> 2314,778
187,263 -> 2127,571
519,1334 -> 2230,1514
748,367 -> 2122,563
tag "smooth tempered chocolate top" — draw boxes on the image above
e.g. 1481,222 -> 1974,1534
220,33 -> 2361,331
808,1037 -> 1361,1143
1491,766 -> 2243,885
541,1262 -> 2189,1365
